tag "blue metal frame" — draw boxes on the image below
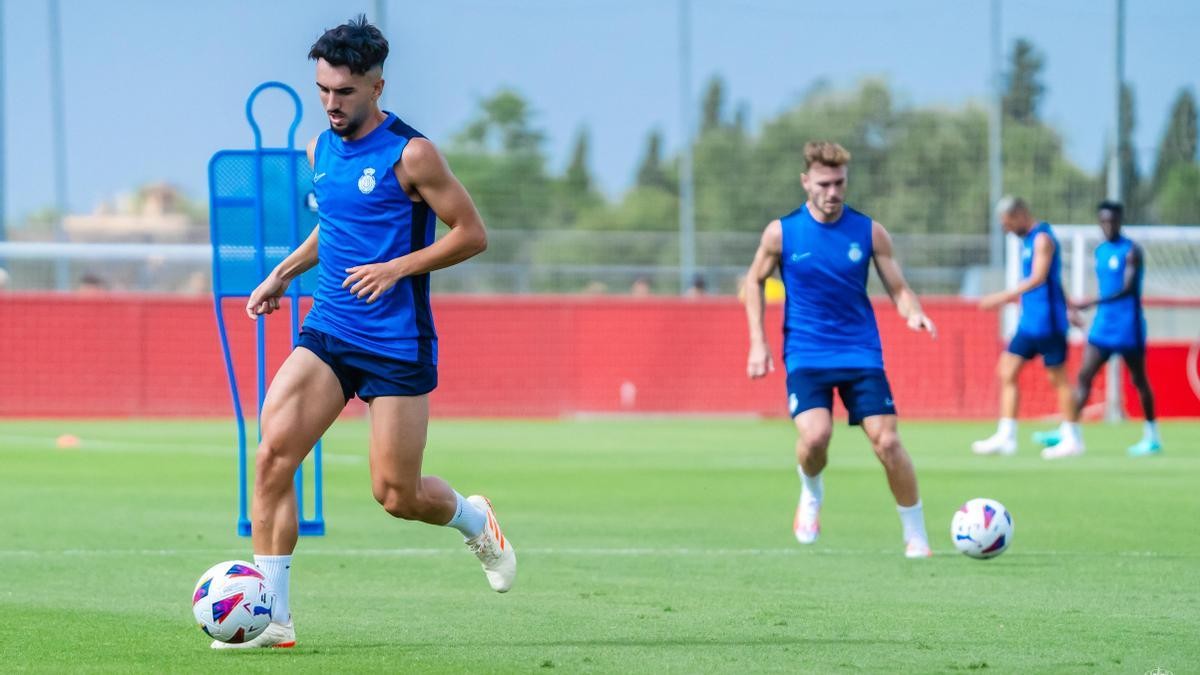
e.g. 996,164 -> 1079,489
208,81 -> 325,537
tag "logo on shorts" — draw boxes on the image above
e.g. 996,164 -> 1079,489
788,393 -> 799,414
1108,254 -> 1120,270
848,242 -> 863,262
885,397 -> 894,407
358,167 -> 377,194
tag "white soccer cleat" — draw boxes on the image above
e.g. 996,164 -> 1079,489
792,496 -> 821,544
905,539 -> 933,559
1041,438 -> 1085,460
465,495 -> 516,593
971,435 -> 1017,456
211,621 -> 295,649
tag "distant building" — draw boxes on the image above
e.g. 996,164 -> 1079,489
63,183 -> 205,243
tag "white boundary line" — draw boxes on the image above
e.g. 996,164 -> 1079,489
0,547 -> 1185,559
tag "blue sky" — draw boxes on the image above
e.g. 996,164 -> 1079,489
2,0 -> 1198,221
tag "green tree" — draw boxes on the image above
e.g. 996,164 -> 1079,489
1115,83 -> 1145,221
564,128 -> 592,195
455,88 -> 544,155
747,79 -> 894,229
447,88 -> 552,231
1003,38 -> 1045,124
701,76 -> 726,134
1151,88 -> 1198,197
550,127 -> 605,228
1154,163 -> 1200,224
635,130 -> 673,193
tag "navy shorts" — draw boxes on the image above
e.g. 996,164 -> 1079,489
1087,339 -> 1145,361
786,368 -> 897,425
296,328 -> 437,402
1007,330 -> 1067,367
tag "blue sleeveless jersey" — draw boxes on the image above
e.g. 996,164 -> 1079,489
779,204 -> 883,371
303,112 -> 438,364
1017,222 -> 1068,338
1089,236 -> 1145,350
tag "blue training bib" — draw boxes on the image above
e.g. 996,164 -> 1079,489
303,113 -> 439,364
779,204 -> 884,371
1017,221 -> 1069,338
1089,235 -> 1145,350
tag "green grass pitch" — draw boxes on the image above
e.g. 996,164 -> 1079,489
1,417 -> 1197,673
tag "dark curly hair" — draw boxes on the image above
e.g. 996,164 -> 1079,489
308,14 -> 389,75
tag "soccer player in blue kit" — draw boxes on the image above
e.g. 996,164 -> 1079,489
217,17 -> 515,649
973,197 -> 1080,459
744,141 -> 937,559
1037,201 -> 1163,456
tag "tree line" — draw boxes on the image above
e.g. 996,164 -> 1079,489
446,38 -> 1200,243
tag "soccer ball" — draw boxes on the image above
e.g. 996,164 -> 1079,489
191,560 -> 274,643
950,498 -> 1013,559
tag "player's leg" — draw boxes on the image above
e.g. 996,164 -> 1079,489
214,346 -> 347,649
1041,335 -> 1085,459
860,414 -> 930,558
367,395 -> 516,592
1035,343 -> 1106,447
1122,348 -> 1162,456
792,407 -> 833,544
972,351 -> 1025,455
786,369 -> 835,544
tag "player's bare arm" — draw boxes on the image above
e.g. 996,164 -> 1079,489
979,231 -> 1054,310
1073,246 -> 1141,311
871,221 -> 936,338
245,138 -> 322,319
744,219 -> 782,378
342,138 -> 488,303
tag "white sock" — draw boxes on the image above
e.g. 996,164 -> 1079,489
444,491 -> 486,539
1059,421 -> 1081,444
997,418 -> 1016,440
897,500 -> 928,544
1144,421 -> 1160,444
254,554 -> 291,624
798,466 -> 823,504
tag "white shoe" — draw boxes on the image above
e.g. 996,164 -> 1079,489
465,495 -> 516,593
211,621 -> 295,649
971,435 -> 1016,456
1041,438 -> 1085,460
905,539 -> 933,559
793,495 -> 820,544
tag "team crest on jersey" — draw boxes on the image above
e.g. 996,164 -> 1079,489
847,242 -> 863,263
358,167 -> 377,194
1108,254 -> 1120,270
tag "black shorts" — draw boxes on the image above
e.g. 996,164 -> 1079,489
296,327 -> 437,402
786,368 -> 897,425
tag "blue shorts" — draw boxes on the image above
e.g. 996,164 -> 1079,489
1087,339 -> 1144,360
786,368 -> 897,425
296,327 -> 437,402
1007,331 -> 1067,367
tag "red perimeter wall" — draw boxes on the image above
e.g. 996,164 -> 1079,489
0,293 -> 1196,418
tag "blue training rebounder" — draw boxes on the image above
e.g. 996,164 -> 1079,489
208,82 -> 325,536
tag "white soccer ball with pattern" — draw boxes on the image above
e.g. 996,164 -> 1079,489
950,498 -> 1013,559
191,560 -> 274,643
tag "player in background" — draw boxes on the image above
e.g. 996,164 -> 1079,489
1034,201 -> 1162,456
973,197 -> 1081,459
744,141 -> 937,559
219,16 -> 515,649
